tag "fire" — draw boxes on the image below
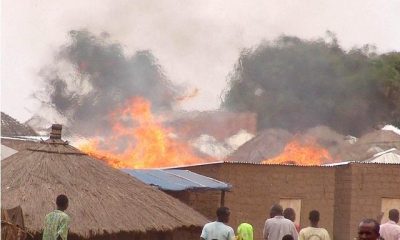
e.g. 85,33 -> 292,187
262,138 -> 332,165
78,97 -> 206,169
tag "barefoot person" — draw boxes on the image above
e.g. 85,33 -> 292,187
42,195 -> 70,240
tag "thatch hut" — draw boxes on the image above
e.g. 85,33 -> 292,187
1,125 -> 208,240
336,129 -> 400,161
1,112 -> 38,137
226,128 -> 292,163
1,137 -> 44,160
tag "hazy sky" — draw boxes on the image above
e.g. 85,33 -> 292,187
2,0 -> 400,122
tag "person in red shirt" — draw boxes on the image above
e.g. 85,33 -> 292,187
284,208 -> 300,233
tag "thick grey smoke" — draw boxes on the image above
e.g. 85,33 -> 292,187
222,34 -> 400,136
34,30 -> 181,136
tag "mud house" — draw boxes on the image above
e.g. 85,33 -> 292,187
123,169 -> 231,220
180,161 -> 400,240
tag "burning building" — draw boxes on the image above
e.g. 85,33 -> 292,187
76,97 -> 255,168
227,125 -> 400,165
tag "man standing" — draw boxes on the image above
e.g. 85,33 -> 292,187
358,219 -> 381,240
42,195 -> 70,240
263,204 -> 298,240
298,210 -> 330,240
380,209 -> 400,240
200,207 -> 235,240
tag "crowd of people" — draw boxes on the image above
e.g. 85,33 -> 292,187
39,195 -> 400,240
200,204 -> 400,240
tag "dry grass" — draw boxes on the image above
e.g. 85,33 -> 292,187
1,139 -> 207,238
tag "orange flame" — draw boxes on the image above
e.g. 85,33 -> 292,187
262,138 -> 332,165
78,97 -> 207,169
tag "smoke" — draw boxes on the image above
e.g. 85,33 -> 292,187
222,34 -> 400,136
33,30 -> 181,136
190,129 -> 254,159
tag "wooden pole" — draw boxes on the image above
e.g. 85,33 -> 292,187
220,190 -> 225,207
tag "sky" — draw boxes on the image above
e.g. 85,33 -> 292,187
2,0 -> 400,122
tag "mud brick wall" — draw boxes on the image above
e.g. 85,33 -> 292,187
180,163 -> 400,240
166,164 -> 225,221
182,163 -> 336,240
166,190 -> 222,221
346,163 -> 400,240
333,164 -> 353,240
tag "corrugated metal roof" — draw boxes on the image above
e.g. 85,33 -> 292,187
177,161 -> 400,168
322,161 -> 353,167
122,169 -> 231,191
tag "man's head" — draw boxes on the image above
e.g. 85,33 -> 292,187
282,234 -> 294,240
358,219 -> 380,240
388,209 -> 400,223
216,207 -> 230,223
56,194 -> 69,211
270,204 -> 283,218
309,210 -> 320,225
283,208 -> 296,222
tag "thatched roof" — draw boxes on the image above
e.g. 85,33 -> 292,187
1,112 -> 37,137
337,130 -> 400,161
1,138 -> 207,238
226,128 -> 292,163
227,126 -> 372,163
363,148 -> 400,163
0,138 -> 43,151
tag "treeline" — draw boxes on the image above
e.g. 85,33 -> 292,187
222,34 -> 400,136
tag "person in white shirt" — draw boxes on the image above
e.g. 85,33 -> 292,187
380,209 -> 400,240
200,207 -> 235,240
299,210 -> 330,240
263,204 -> 298,240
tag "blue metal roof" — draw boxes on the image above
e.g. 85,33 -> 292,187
122,169 -> 231,191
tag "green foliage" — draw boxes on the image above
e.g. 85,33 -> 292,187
222,34 -> 400,135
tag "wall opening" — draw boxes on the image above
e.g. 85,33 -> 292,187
381,198 -> 400,223
280,198 -> 302,226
